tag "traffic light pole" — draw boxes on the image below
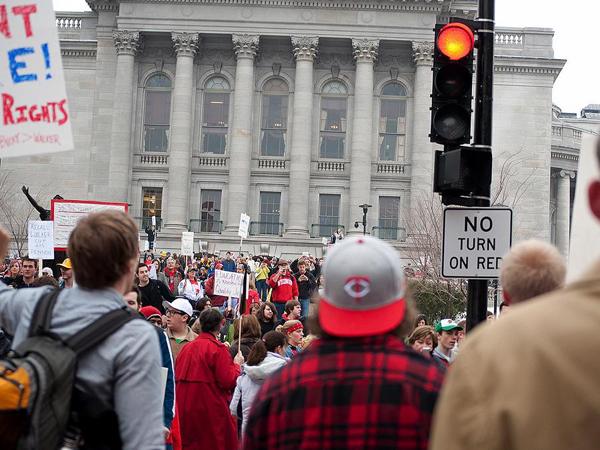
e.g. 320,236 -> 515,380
466,0 -> 495,332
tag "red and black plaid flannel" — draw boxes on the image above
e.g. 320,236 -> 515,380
243,334 -> 445,449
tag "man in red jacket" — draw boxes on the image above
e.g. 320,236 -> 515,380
266,259 -> 299,319
176,308 -> 244,450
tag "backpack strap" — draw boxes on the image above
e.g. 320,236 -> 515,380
66,307 -> 140,355
28,289 -> 61,337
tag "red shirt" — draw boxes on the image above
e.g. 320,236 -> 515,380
244,335 -> 445,449
266,272 -> 299,303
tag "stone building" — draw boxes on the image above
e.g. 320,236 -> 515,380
3,0 -> 597,257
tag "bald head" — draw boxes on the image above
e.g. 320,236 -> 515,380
500,240 -> 566,304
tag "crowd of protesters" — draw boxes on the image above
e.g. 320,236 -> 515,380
0,144 -> 599,450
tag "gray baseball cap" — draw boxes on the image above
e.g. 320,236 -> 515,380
319,235 -> 406,337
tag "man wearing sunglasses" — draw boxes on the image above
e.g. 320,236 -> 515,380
163,298 -> 198,360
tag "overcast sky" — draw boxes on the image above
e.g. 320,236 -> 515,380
54,0 -> 598,114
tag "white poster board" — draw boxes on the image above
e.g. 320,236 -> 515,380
181,231 -> 194,256
28,220 -> 53,259
214,269 -> 244,298
0,0 -> 74,157
238,213 -> 250,239
51,200 -> 128,250
442,207 -> 513,279
568,136 -> 600,282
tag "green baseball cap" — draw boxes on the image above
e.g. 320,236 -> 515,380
435,319 -> 463,332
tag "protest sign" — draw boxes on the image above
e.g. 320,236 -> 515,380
214,269 -> 244,298
51,200 -> 128,250
238,213 -> 250,239
27,220 -> 53,259
0,0 -> 74,157
181,231 -> 194,256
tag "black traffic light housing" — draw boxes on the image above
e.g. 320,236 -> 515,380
430,21 -> 476,146
433,146 -> 492,206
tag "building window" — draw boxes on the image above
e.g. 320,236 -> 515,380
142,188 -> 163,229
202,76 -> 230,154
259,192 -> 281,235
320,81 -> 348,159
319,194 -> 340,237
379,196 -> 400,240
379,83 -> 407,161
201,190 -> 222,232
143,74 -> 172,152
261,78 -> 289,157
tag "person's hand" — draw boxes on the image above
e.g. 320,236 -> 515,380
234,351 -> 244,366
0,226 -> 9,262
163,427 -> 170,441
161,315 -> 167,327
21,186 -> 28,194
300,275 -> 307,281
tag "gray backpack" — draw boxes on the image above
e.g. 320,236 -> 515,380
0,289 -> 139,450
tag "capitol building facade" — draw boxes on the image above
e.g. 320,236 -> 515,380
3,0 -> 599,257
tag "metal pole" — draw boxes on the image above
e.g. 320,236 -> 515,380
466,0 -> 495,332
363,211 -> 367,235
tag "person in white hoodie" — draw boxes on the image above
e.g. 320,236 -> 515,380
230,331 -> 288,436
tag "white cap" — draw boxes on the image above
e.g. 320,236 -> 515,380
42,267 -> 53,276
162,298 -> 193,317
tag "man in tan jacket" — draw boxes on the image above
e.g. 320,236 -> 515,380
430,140 -> 600,450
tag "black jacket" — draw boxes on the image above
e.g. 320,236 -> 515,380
229,337 -> 260,360
138,279 -> 175,313
294,271 -> 317,299
10,276 -> 34,289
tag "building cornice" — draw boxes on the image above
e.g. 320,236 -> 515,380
114,0 -> 449,12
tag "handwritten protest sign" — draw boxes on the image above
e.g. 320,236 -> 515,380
181,231 -> 194,256
27,220 -> 53,258
0,0 -> 74,157
51,200 -> 128,250
214,269 -> 244,298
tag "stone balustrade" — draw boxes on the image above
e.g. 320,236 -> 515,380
139,154 -> 169,165
199,156 -> 227,167
258,159 -> 287,169
317,161 -> 345,172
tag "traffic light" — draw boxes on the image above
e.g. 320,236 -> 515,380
430,22 -> 475,146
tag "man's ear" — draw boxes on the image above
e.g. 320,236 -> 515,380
588,181 -> 600,221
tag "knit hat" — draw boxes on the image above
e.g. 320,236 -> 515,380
140,306 -> 162,320
319,235 -> 406,338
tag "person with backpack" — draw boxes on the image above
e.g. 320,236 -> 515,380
0,210 -> 164,449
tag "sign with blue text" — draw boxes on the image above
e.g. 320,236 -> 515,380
442,207 -> 512,279
0,0 -> 73,157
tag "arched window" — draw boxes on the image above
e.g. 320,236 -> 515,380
379,82 -> 407,161
260,78 -> 289,157
143,74 -> 172,152
319,81 -> 348,159
202,76 -> 231,154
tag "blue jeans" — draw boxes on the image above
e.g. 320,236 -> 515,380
299,298 -> 310,318
274,302 -> 286,320
256,279 -> 269,302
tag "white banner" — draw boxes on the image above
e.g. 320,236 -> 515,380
52,200 -> 128,250
28,220 -> 53,259
238,213 -> 250,239
214,269 -> 244,298
0,0 -> 74,157
181,231 -> 194,256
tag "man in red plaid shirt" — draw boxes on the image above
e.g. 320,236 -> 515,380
244,236 -> 446,449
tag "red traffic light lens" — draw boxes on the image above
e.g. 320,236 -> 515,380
437,23 -> 474,60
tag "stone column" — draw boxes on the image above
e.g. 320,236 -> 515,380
107,31 -> 141,203
409,42 -> 435,212
225,34 -> 259,232
556,170 -> 575,258
286,36 -> 319,236
164,32 -> 199,230
348,38 -> 379,234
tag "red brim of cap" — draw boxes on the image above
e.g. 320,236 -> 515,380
319,297 -> 406,338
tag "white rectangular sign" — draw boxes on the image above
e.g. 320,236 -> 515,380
27,220 -> 53,259
238,213 -> 250,239
181,231 -> 194,256
442,207 -> 513,279
52,200 -> 129,250
214,269 -> 244,298
0,0 -> 74,157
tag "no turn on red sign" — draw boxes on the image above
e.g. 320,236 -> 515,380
442,207 -> 513,279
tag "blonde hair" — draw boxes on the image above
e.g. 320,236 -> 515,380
500,240 -> 566,303
275,319 -> 302,335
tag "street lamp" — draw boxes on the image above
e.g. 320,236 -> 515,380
354,203 -> 372,235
